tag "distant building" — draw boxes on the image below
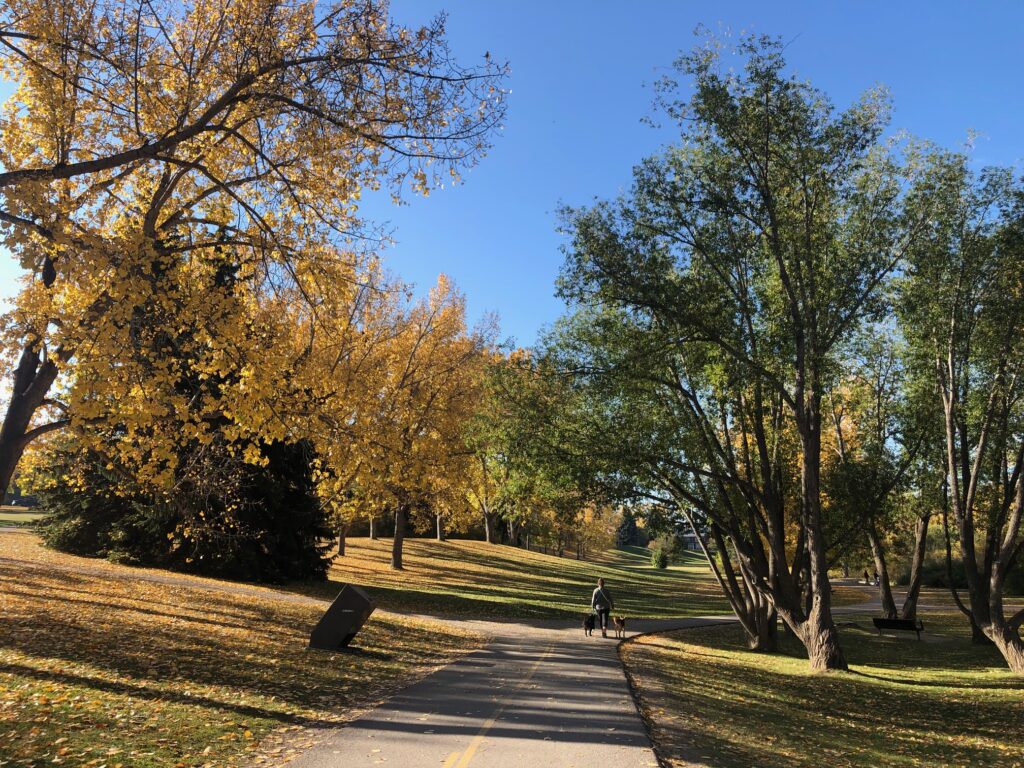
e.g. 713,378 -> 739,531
680,529 -> 701,551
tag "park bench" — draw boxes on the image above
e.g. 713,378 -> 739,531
872,616 -> 924,640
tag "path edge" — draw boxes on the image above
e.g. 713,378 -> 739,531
617,619 -> 735,768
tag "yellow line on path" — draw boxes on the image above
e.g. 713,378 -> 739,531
447,642 -> 556,768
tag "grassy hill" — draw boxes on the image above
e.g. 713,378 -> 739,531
297,538 -> 730,619
0,531 -> 480,767
623,615 -> 1024,767
299,538 -> 868,619
0,529 -> 874,764
0,505 -> 45,528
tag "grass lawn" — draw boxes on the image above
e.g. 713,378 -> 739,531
0,532 -> 483,768
295,538 -> 871,619
0,506 -> 45,528
622,614 -> 1024,768
303,538 -> 728,619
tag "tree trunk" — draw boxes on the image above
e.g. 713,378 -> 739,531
748,605 -> 778,653
0,345 -> 62,500
436,512 -> 445,541
691,515 -> 779,654
391,506 -> 407,570
799,604 -> 848,671
900,513 -> 931,620
337,525 -> 347,557
483,510 -> 495,543
970,616 -> 994,646
990,630 -> 1024,673
798,399 -> 849,671
369,515 -> 377,540
867,523 -> 898,619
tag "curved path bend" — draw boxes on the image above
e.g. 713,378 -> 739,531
272,586 -> 890,767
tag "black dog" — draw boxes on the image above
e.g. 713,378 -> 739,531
583,613 -> 596,637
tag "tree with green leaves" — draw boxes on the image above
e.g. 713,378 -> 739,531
901,151 -> 1024,671
494,303 -> 779,651
463,355 -> 529,544
556,34 -> 918,670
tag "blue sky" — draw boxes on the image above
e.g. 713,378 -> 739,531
2,1 -> 1023,345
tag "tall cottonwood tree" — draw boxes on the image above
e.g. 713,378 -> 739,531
902,152 -> 1024,671
463,354 -> 539,544
527,306 -> 787,651
0,0 -> 505,500
464,425 -> 516,545
557,35 -> 917,670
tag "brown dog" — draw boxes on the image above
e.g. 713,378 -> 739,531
612,616 -> 626,639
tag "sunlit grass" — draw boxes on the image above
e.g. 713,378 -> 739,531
300,538 -> 729,618
295,538 -> 870,619
622,615 -> 1024,768
0,507 -> 44,527
0,532 -> 482,767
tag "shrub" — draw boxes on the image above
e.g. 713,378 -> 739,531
651,548 -> 669,569
35,437 -> 332,583
904,556 -> 1024,596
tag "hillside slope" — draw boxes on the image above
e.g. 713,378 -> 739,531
0,531 -> 480,767
302,538 -> 731,619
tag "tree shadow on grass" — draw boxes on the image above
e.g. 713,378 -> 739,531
1,584 -> 281,636
849,668 -> 1020,690
297,539 -> 729,620
0,660 -> 326,726
0,563 -> 475,717
0,556 -> 312,622
627,621 -> 1024,768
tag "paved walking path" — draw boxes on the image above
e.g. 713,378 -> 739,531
286,615 -> 730,768
289,596 -> 946,768
285,586 -> 972,767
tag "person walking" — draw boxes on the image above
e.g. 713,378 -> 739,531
591,578 -> 614,638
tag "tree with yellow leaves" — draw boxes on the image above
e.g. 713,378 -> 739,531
0,0 -> 506,501
313,276 -> 489,570
461,352 -> 524,544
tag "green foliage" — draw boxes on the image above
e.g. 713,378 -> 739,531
36,438 -> 332,582
615,508 -> 643,546
485,353 -> 611,551
536,33 -> 917,665
898,149 -> 1024,662
651,548 -> 669,569
902,558 -> 1024,596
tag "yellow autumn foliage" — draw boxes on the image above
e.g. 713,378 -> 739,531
0,0 -> 505,493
